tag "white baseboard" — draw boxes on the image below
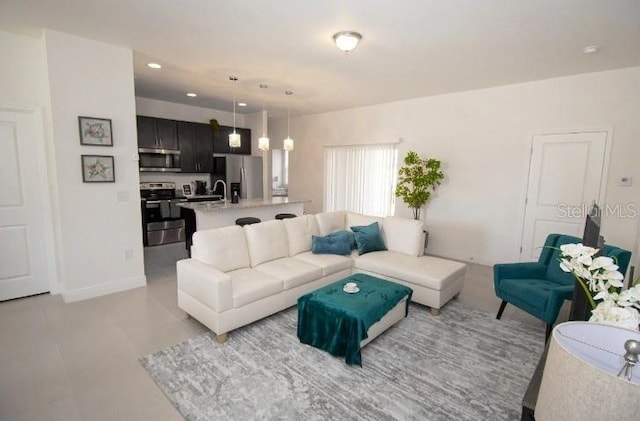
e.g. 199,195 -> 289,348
427,251 -> 496,267
62,275 -> 147,303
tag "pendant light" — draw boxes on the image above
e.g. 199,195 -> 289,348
283,90 -> 294,152
258,84 -> 270,151
229,76 -> 241,148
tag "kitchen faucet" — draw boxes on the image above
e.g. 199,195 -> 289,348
212,180 -> 227,203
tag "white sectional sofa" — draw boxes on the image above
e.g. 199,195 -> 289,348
177,211 -> 466,342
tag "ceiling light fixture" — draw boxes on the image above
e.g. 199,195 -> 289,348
283,90 -> 294,152
238,102 -> 247,107
186,92 -> 197,97
147,62 -> 162,69
229,76 -> 241,149
258,84 -> 270,151
583,45 -> 599,54
332,31 -> 362,52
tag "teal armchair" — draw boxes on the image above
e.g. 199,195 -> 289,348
494,234 -> 631,338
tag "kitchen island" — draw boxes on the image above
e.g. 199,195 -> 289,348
179,197 -> 310,251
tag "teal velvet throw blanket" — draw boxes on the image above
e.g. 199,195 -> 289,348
297,274 -> 413,366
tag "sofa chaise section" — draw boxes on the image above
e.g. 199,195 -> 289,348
354,252 -> 465,314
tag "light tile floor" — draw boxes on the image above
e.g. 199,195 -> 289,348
0,245 -> 564,420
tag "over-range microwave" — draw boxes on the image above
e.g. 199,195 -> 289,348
138,148 -> 181,172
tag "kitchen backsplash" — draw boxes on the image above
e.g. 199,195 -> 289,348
139,173 -> 212,195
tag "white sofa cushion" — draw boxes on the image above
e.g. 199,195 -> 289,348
354,252 -> 466,290
315,211 -> 346,235
383,217 -> 424,257
244,220 -> 289,267
283,215 -> 319,256
256,257 -> 323,290
192,225 -> 250,272
293,251 -> 353,277
229,267 -> 283,308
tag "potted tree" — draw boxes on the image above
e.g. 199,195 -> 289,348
395,151 -> 444,220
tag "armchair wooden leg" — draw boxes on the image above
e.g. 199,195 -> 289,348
430,307 -> 440,316
496,300 -> 508,320
215,333 -> 228,343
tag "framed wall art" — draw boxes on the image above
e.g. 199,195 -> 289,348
78,116 -> 113,146
81,155 -> 115,183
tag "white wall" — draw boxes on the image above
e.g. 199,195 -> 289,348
0,30 -> 48,107
270,67 -> 640,267
44,30 -> 145,300
135,96 -> 242,127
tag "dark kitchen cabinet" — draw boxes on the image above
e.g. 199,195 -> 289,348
136,116 -> 178,150
178,121 -> 213,173
213,125 -> 251,155
136,116 -> 156,149
214,125 -> 231,154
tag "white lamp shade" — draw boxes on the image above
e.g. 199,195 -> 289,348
229,132 -> 241,148
536,322 -> 640,421
258,136 -> 270,151
283,137 -> 294,152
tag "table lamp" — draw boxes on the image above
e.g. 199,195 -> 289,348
536,322 -> 640,420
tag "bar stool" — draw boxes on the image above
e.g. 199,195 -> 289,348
275,213 -> 296,220
236,217 -> 261,226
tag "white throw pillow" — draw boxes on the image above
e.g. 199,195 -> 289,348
244,220 -> 289,266
283,215 -> 320,256
192,225 -> 251,272
383,217 -> 424,257
315,211 -> 346,235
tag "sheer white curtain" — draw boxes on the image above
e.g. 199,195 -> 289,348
324,144 -> 398,217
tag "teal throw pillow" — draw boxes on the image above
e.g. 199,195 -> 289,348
311,234 -> 352,255
327,230 -> 357,250
351,222 -> 387,255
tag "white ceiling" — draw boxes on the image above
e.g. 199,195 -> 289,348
2,0 -> 640,118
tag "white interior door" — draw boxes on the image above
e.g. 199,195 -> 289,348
520,131 -> 608,261
0,108 -> 53,300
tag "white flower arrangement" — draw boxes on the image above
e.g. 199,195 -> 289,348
559,243 -> 640,331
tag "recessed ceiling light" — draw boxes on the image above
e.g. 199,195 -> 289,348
583,45 -> 599,54
186,93 -> 197,97
238,102 -> 247,107
147,62 -> 162,69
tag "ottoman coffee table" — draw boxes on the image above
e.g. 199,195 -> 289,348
297,273 -> 413,366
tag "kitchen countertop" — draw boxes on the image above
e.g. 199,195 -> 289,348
177,197 -> 310,212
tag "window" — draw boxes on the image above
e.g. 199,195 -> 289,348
324,144 -> 398,217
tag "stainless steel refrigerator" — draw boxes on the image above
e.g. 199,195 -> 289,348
224,155 -> 263,200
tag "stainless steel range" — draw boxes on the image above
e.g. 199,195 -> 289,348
140,182 -> 186,246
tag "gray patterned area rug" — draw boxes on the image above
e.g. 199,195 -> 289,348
140,301 -> 544,420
